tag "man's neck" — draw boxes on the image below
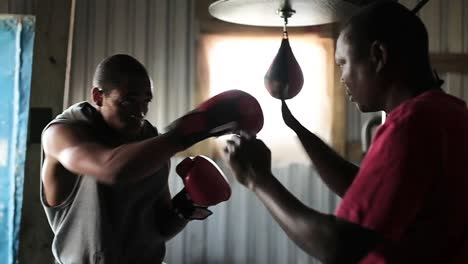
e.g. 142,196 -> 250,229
383,72 -> 440,113
383,85 -> 414,113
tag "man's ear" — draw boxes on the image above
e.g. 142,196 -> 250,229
92,87 -> 103,106
370,40 -> 387,73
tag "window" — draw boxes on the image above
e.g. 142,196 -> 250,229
201,34 -> 335,166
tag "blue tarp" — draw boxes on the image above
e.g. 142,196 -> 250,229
0,15 -> 35,264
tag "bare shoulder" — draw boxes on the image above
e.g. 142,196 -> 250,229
41,123 -> 98,206
42,123 -> 94,157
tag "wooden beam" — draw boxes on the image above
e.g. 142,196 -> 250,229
18,0 -> 75,263
430,53 -> 468,73
0,0 -> 8,13
28,0 -> 76,115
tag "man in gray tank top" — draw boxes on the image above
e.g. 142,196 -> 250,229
41,54 -> 217,264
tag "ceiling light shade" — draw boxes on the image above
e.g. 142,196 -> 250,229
208,0 -> 358,27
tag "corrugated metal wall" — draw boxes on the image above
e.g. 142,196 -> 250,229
348,0 -> 468,144
7,0 -> 468,263
8,1 -> 335,263
166,159 -> 335,264
7,0 -> 197,127
64,1 -> 337,262
67,2 -> 336,263
68,0 -> 197,128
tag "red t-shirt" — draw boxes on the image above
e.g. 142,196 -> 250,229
336,89 -> 468,263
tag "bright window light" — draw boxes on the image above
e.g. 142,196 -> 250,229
207,36 -> 331,165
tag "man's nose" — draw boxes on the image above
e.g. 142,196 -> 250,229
129,104 -> 146,117
138,103 -> 148,116
135,111 -> 145,118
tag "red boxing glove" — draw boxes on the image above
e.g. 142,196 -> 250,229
196,89 -> 264,136
176,155 -> 231,206
167,89 -> 264,149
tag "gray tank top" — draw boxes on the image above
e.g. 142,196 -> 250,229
40,102 -> 170,264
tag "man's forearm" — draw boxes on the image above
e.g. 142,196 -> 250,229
107,132 -> 183,184
253,174 -> 338,261
158,208 -> 189,241
253,174 -> 379,263
295,126 -> 359,197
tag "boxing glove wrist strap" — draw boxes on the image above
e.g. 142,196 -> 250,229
172,188 -> 213,221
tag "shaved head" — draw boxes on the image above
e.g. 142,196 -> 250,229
92,54 -> 151,94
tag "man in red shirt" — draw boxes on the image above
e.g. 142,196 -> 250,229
225,1 -> 468,263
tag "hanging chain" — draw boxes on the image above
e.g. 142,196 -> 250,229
283,17 -> 289,39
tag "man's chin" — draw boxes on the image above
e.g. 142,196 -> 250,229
129,124 -> 144,134
122,123 -> 144,137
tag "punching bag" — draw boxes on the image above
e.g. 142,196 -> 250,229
264,36 -> 304,100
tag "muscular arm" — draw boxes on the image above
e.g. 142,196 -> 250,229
282,101 -> 358,197
252,173 -> 381,263
42,123 -> 183,185
295,125 -> 358,197
226,137 -> 379,263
